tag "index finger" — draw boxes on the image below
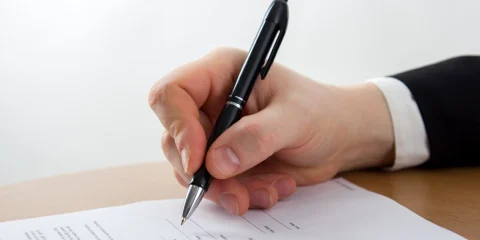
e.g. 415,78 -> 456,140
148,47 -> 247,174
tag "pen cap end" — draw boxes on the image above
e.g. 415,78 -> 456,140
266,0 -> 289,29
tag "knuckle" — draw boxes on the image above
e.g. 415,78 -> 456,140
160,132 -> 181,167
155,81 -> 173,109
160,131 -> 173,150
147,86 -> 157,109
168,119 -> 183,141
148,78 -> 170,109
149,81 -> 184,139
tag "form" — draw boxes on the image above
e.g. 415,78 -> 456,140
0,178 -> 465,239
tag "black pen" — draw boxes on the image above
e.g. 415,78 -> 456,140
181,0 -> 289,225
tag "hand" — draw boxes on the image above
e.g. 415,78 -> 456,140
149,47 -> 394,215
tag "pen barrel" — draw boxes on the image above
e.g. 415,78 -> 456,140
190,102 -> 243,189
230,20 -> 278,100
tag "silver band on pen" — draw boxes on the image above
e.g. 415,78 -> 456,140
226,101 -> 243,110
229,95 -> 245,104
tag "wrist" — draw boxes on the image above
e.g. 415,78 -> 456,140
338,82 -> 395,171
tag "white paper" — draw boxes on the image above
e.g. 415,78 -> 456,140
0,178 -> 465,239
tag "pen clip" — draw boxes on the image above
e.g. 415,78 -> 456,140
260,26 -> 286,80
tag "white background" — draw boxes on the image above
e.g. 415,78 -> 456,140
1,0 -> 479,185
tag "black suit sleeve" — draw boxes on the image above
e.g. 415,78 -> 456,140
389,56 -> 480,168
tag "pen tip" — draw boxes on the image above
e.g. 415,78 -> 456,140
181,218 -> 186,225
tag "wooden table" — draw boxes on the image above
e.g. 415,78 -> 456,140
1,162 -> 479,239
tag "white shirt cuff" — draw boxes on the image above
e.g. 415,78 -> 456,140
367,77 -> 430,170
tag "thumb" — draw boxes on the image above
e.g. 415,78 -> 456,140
205,106 -> 294,179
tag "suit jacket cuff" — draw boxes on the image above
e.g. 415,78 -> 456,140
367,77 -> 430,170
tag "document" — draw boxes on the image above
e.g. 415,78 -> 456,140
0,178 -> 465,239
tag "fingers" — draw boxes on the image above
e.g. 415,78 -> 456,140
161,111 -> 213,177
149,48 -> 248,175
162,131 -> 190,181
166,129 -> 248,215
205,106 -> 297,179
188,111 -> 214,172
252,173 -> 296,199
164,121 -> 296,213
174,170 -> 296,215
237,173 -> 296,209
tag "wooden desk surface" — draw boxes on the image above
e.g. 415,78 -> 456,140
1,162 -> 479,239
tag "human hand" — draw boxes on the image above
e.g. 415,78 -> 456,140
149,47 -> 394,215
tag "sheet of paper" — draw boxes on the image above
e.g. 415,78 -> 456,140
0,178 -> 465,240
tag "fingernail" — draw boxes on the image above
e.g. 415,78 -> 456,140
181,148 -> 189,173
219,193 -> 239,215
213,146 -> 240,176
250,189 -> 272,208
275,179 -> 294,198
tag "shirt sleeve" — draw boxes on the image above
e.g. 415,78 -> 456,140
367,77 -> 430,170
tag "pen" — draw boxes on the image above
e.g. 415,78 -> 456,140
181,0 -> 289,225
